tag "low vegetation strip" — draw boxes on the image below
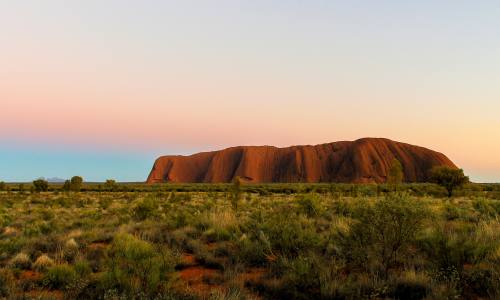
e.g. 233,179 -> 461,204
1,185 -> 500,299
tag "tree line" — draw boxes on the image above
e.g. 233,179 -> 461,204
0,164 -> 469,197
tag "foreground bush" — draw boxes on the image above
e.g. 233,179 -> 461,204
342,193 -> 428,277
132,197 -> 159,220
103,233 -> 176,297
43,264 -> 78,290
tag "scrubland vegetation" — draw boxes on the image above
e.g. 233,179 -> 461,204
1,182 -> 500,299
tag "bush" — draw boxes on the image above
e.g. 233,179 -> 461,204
342,193 -> 428,277
387,159 -> 404,186
132,198 -> 158,221
418,224 -> 496,274
33,254 -> 55,271
74,259 -> 92,277
70,176 -> 83,192
237,237 -> 268,266
473,198 -> 500,219
296,193 -> 323,217
280,254 -> 322,293
9,252 -> 31,269
43,264 -> 78,290
260,212 -> 321,258
198,209 -> 239,242
430,167 -> 469,197
104,233 -> 176,296
33,179 -> 49,193
62,180 -> 71,192
104,179 -> 117,191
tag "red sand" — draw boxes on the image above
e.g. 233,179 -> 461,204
20,271 -> 42,281
178,253 -> 223,296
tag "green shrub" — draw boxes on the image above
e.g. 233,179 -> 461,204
387,159 -> 404,186
252,254 -> 346,299
430,167 -> 469,197
260,212 -> 321,258
473,198 -> 500,219
279,254 -> 322,294
296,193 -> 323,217
104,233 -> 176,296
342,193 -> 428,277
33,179 -> 49,192
331,198 -> 354,216
198,209 -> 239,242
132,197 -> 159,221
443,202 -> 465,220
237,237 -> 269,266
104,179 -> 117,191
43,264 -> 78,290
74,259 -> 92,277
70,176 -> 83,192
62,180 -> 71,192
419,224 -> 496,274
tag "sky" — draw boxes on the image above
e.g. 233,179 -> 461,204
1,0 -> 499,182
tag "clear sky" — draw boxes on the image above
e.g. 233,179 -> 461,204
1,1 -> 499,182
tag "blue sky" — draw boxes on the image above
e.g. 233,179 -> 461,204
0,143 -> 154,182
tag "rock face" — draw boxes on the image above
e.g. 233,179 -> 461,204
147,138 -> 457,184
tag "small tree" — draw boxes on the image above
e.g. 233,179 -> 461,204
0,181 -> 6,191
62,180 -> 71,192
104,179 -> 117,191
387,159 -> 404,185
430,166 -> 469,197
70,176 -> 83,192
345,193 -> 428,278
33,179 -> 49,193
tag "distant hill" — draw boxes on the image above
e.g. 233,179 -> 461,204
46,177 -> 66,183
147,138 -> 457,184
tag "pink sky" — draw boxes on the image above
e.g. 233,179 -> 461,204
1,1 -> 499,182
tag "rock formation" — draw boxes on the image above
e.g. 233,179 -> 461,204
147,138 -> 457,183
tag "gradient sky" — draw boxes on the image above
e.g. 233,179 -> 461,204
1,1 -> 499,182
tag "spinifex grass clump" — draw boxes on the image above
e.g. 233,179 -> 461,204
33,254 -> 54,271
101,233 -> 177,297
